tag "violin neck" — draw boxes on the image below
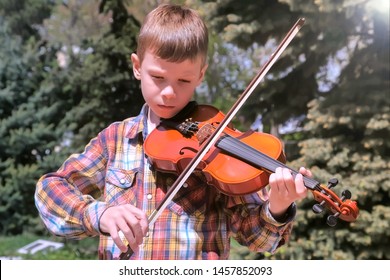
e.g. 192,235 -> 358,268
215,134 -> 320,191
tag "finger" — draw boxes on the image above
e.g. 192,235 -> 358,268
129,207 -> 149,236
272,168 -> 289,197
122,215 -> 145,247
109,226 -> 128,252
117,221 -> 138,252
299,166 -> 312,178
281,168 -> 295,191
268,172 -> 278,191
294,173 -> 308,199
269,167 -> 284,191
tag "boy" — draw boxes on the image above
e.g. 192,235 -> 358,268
35,4 -> 310,260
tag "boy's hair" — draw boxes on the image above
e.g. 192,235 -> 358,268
136,4 -> 208,66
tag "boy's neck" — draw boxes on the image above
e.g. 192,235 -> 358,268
147,107 -> 160,132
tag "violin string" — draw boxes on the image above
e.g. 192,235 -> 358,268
216,135 -> 320,191
218,135 -> 285,171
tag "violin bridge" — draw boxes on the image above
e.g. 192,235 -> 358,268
178,119 -> 199,137
196,123 -> 215,145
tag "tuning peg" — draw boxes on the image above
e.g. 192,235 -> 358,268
312,178 -> 338,214
312,201 -> 325,214
341,189 -> 352,200
327,212 -> 340,227
327,178 -> 338,188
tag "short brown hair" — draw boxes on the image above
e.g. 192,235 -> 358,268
136,4 -> 208,66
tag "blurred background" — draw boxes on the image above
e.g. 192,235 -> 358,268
0,0 -> 388,259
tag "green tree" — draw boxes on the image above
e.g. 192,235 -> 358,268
0,0 -> 53,41
45,0 -> 143,150
0,0 -> 143,235
198,0 -> 318,132
0,1 -> 57,234
288,2 -> 389,260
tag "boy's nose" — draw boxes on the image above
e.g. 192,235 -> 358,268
161,85 -> 176,99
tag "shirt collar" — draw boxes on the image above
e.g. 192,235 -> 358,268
125,104 -> 149,140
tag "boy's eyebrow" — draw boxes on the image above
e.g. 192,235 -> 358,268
178,71 -> 198,77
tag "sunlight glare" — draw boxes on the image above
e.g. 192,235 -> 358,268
368,0 -> 390,14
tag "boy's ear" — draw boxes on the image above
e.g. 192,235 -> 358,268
197,64 -> 208,85
131,53 -> 141,80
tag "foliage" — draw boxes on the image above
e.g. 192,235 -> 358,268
0,0 -> 53,41
196,0 -> 318,132
200,0 -> 389,260
287,2 -> 390,260
0,0 -> 143,235
0,6 -> 59,234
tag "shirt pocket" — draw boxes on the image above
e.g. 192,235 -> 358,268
167,181 -> 213,218
105,167 -> 138,204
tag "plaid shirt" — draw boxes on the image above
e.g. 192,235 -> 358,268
35,104 -> 295,260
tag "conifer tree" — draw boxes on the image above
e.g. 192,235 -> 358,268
0,0 -> 57,234
56,0 -> 143,151
0,0 -> 143,235
288,3 -> 390,260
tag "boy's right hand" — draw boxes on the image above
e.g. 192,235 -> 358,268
99,205 -> 149,253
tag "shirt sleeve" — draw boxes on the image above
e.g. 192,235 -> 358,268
226,188 -> 296,254
34,129 -> 110,239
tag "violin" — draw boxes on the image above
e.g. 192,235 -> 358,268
144,102 -> 359,226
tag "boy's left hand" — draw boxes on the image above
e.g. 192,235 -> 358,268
268,167 -> 311,220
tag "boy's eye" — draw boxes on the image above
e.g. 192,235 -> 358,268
152,75 -> 163,80
179,79 -> 191,83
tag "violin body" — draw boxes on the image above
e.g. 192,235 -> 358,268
145,104 -> 285,196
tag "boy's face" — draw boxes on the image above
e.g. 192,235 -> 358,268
131,50 -> 207,119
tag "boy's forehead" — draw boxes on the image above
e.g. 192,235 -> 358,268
142,49 -> 206,66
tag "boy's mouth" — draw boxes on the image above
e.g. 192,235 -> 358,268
158,104 -> 175,110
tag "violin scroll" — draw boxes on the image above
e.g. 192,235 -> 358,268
310,178 -> 359,226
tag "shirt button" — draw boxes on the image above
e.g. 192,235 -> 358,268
120,179 -> 126,185
146,194 -> 153,200
166,177 -> 174,186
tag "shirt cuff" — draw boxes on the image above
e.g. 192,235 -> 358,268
264,202 -> 297,226
83,201 -> 109,235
